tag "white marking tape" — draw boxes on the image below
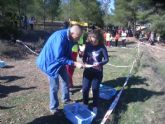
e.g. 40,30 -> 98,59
107,63 -> 131,68
140,42 -> 165,52
109,45 -> 138,49
106,43 -> 139,68
101,42 -> 140,124
16,40 -> 39,56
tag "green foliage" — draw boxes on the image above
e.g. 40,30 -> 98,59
0,0 -> 61,23
59,0 -> 104,27
149,14 -> 165,36
104,0 -> 165,37
0,0 -> 104,27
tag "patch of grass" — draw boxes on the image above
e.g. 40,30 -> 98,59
111,45 -> 165,124
0,92 -> 49,124
118,102 -> 145,124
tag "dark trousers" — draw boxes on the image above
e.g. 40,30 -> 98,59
82,69 -> 103,107
30,24 -> 33,30
122,39 -> 126,47
115,39 -> 118,47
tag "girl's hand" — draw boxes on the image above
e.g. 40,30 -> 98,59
93,62 -> 99,67
93,63 -> 101,70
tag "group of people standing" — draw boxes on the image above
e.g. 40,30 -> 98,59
139,30 -> 160,45
104,29 -> 127,47
21,15 -> 36,30
36,24 -> 109,116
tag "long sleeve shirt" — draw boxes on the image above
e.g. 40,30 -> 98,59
83,44 -> 109,72
36,29 -> 74,78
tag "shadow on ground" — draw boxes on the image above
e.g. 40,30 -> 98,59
27,109 -> 72,124
69,85 -> 82,94
2,65 -> 15,69
0,105 -> 15,110
0,75 -> 25,83
102,75 -> 148,88
108,88 -> 164,124
0,84 -> 36,98
93,75 -> 164,124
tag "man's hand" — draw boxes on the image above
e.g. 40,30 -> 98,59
74,62 -> 84,69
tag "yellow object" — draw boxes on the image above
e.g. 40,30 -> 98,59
72,44 -> 78,52
70,21 -> 88,27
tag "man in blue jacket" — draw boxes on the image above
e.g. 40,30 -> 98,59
36,25 -> 83,114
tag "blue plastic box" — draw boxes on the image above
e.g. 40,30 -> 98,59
64,103 -> 96,124
0,60 -> 6,68
99,84 -> 116,100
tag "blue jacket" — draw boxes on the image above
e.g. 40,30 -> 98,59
36,29 -> 74,78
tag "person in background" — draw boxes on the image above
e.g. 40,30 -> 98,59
115,32 -> 120,47
105,31 -> 111,47
149,31 -> 156,45
103,31 -> 107,44
82,29 -> 109,115
23,15 -> 28,30
110,33 -> 114,47
29,16 -> 35,30
66,29 -> 87,90
156,33 -> 160,43
121,30 -> 127,47
36,25 -> 84,114
66,43 -> 78,89
78,30 -> 88,57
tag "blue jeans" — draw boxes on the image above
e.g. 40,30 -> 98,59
48,66 -> 70,110
82,69 -> 103,107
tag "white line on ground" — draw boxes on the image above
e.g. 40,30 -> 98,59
101,42 -> 140,124
16,40 -> 39,56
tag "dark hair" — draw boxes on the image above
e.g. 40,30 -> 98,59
87,29 -> 104,45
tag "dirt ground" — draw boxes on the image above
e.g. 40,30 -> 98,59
0,39 -> 165,124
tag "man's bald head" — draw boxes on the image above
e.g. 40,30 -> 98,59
70,25 -> 82,42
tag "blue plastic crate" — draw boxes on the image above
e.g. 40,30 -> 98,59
99,84 -> 117,100
64,103 -> 96,124
0,60 -> 6,68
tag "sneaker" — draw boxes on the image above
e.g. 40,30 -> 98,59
50,109 -> 59,114
90,89 -> 93,95
92,107 -> 98,115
